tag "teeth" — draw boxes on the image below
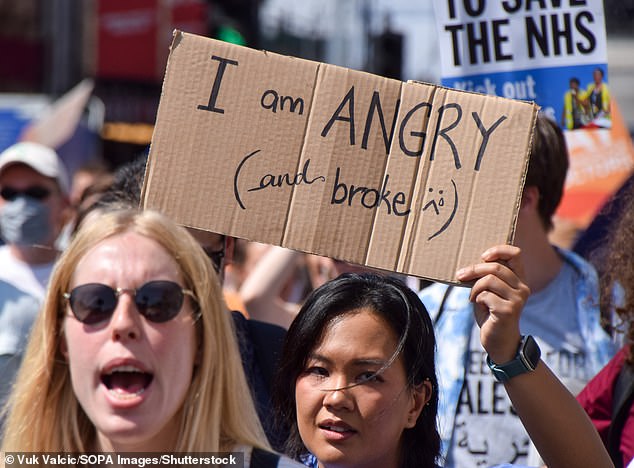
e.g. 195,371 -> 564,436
102,365 -> 151,399
326,426 -> 348,433
107,365 -> 144,374
109,387 -> 146,399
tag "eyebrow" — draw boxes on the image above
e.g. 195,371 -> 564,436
307,352 -> 388,368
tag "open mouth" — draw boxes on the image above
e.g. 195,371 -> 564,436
101,365 -> 154,399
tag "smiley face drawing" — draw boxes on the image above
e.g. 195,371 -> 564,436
422,179 -> 458,240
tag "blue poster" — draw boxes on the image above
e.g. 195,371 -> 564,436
433,0 -> 610,130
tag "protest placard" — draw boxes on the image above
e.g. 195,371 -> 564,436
433,0 -> 634,227
141,31 -> 537,284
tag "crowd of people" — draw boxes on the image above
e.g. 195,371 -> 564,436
0,111 -> 632,468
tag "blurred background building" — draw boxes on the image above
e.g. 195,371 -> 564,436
0,0 -> 632,172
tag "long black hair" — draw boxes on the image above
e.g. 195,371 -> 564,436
272,273 -> 440,468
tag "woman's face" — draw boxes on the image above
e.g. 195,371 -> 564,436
61,231 -> 198,451
295,308 -> 430,468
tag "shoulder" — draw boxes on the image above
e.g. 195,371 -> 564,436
0,278 -> 40,315
246,317 -> 287,343
557,246 -> 594,271
231,311 -> 286,340
230,310 -> 286,375
0,246 -> 20,277
557,247 -> 599,285
578,345 -> 628,407
0,245 -> 27,265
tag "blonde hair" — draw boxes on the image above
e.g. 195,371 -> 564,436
1,209 -> 269,452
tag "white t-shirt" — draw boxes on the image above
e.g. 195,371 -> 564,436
447,261 -> 587,467
0,245 -> 53,298
0,245 -> 55,415
0,245 -> 53,355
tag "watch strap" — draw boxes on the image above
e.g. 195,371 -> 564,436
487,335 -> 541,382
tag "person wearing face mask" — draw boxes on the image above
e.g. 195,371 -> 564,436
0,141 -> 70,429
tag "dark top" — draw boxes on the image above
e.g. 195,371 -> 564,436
232,311 -> 289,452
577,345 -> 634,467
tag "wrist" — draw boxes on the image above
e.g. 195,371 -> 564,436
483,331 -> 522,364
487,335 -> 541,382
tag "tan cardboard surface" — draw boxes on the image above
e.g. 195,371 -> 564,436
142,31 -> 538,284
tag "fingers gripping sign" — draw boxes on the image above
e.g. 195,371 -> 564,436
455,245 -> 531,365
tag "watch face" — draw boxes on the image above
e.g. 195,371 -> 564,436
522,335 -> 541,370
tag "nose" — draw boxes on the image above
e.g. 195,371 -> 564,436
110,290 -> 142,341
323,379 -> 355,412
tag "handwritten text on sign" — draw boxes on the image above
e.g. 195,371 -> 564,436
142,31 -> 537,283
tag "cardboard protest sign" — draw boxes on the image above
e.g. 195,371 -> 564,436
432,0 -> 634,228
142,31 -> 537,284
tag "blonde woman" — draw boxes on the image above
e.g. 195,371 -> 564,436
1,209 -> 301,467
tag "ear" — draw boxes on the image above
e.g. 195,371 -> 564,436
405,379 -> 433,429
520,185 -> 540,211
59,332 -> 69,360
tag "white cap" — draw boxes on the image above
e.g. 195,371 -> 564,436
0,142 -> 70,195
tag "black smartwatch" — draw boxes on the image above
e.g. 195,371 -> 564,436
486,335 -> 541,382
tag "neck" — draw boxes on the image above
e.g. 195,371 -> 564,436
317,449 -> 401,468
96,430 -> 179,454
9,243 -> 57,265
94,410 -> 182,454
514,222 -> 563,294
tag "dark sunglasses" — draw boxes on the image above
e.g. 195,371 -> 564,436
63,281 -> 197,325
0,186 -> 51,201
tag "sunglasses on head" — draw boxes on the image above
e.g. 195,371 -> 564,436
63,281 -> 197,325
0,186 -> 51,201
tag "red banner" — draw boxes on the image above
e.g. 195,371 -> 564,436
96,0 -> 206,82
